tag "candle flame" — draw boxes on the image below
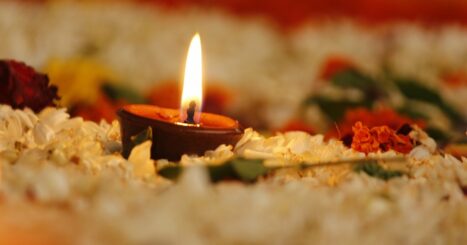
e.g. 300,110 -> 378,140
180,33 -> 203,124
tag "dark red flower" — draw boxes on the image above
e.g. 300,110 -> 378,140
0,60 -> 58,112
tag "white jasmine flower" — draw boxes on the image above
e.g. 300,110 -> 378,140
409,146 -> 431,160
180,144 -> 234,166
128,141 -> 154,178
33,121 -> 55,145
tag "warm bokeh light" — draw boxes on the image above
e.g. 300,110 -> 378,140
180,33 -> 203,123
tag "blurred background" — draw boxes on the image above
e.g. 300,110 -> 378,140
1,0 -> 466,149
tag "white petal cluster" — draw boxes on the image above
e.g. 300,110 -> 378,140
0,106 -> 466,244
180,144 -> 235,166
0,105 -> 151,203
235,128 -> 360,166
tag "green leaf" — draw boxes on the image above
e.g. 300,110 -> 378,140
425,127 -> 451,145
303,96 -> 371,121
331,69 -> 377,91
394,79 -> 464,124
230,158 -> 268,182
102,83 -> 147,104
331,69 -> 386,101
206,162 -> 237,182
353,161 -> 404,181
158,165 -> 182,179
395,79 -> 443,104
158,158 -> 269,183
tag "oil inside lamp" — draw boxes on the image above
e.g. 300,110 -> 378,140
118,33 -> 243,161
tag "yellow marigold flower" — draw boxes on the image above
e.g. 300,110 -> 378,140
44,58 -> 117,107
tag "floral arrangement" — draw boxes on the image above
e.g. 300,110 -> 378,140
0,53 -> 465,243
0,58 -> 442,179
297,56 -> 466,147
20,53 -> 464,158
0,2 -> 466,243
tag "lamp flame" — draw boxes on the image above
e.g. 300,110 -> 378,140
180,33 -> 203,124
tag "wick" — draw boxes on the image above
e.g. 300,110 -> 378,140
184,101 -> 197,124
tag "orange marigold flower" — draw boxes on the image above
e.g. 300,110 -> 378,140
326,107 -> 425,140
371,125 -> 393,151
350,121 -> 414,154
351,122 -> 380,154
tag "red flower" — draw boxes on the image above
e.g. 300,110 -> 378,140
390,134 -> 413,154
277,119 -> 315,134
0,60 -> 58,112
319,55 -> 356,80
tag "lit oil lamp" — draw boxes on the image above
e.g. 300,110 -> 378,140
118,34 -> 243,161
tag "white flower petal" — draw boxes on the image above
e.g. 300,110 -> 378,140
33,122 -> 55,145
128,141 -> 154,178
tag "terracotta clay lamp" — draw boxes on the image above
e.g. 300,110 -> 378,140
118,34 -> 243,161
